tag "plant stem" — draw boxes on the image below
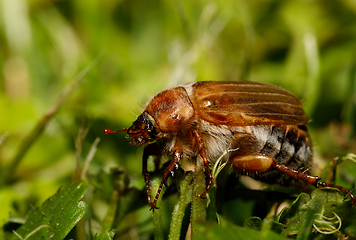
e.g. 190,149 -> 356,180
190,157 -> 208,238
168,172 -> 193,240
206,185 -> 217,222
151,176 -> 165,240
102,187 -> 120,232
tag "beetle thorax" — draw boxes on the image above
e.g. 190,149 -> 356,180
144,87 -> 195,132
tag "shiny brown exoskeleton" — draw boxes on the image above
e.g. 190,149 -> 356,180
105,81 -> 355,210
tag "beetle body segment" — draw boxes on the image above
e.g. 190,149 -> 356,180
112,81 -> 354,209
145,87 -> 195,132
229,124 -> 312,188
189,81 -> 309,126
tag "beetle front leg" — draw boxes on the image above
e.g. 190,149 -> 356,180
142,143 -> 161,209
192,129 -> 213,199
143,143 -> 183,210
151,149 -> 183,208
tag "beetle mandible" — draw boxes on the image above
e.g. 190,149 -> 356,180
105,81 -> 355,210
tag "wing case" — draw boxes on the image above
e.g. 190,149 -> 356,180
185,81 -> 308,126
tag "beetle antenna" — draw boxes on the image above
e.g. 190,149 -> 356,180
104,128 -> 128,135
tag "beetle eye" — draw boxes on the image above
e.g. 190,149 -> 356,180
146,121 -> 158,139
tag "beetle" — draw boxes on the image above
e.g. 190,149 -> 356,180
105,81 -> 355,210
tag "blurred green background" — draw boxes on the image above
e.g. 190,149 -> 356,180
1,0 -> 356,239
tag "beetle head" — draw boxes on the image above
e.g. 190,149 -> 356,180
104,112 -> 159,146
126,112 -> 159,146
105,86 -> 194,146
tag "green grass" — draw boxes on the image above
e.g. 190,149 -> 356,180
1,0 -> 356,239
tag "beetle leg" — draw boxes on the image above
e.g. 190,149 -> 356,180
231,154 -> 274,172
142,143 -> 161,210
231,154 -> 356,204
150,148 -> 183,210
143,143 -> 183,210
192,129 -> 213,199
272,161 -> 356,204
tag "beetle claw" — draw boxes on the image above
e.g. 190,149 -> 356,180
150,205 -> 159,211
195,192 -> 207,199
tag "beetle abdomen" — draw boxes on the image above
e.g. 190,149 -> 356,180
230,124 -> 312,188
259,125 -> 312,187
261,125 -> 312,168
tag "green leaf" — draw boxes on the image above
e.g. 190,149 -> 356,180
93,229 -> 116,240
244,214 -> 284,234
11,181 -> 88,240
277,188 -> 356,239
243,217 -> 262,230
194,217 -> 287,240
